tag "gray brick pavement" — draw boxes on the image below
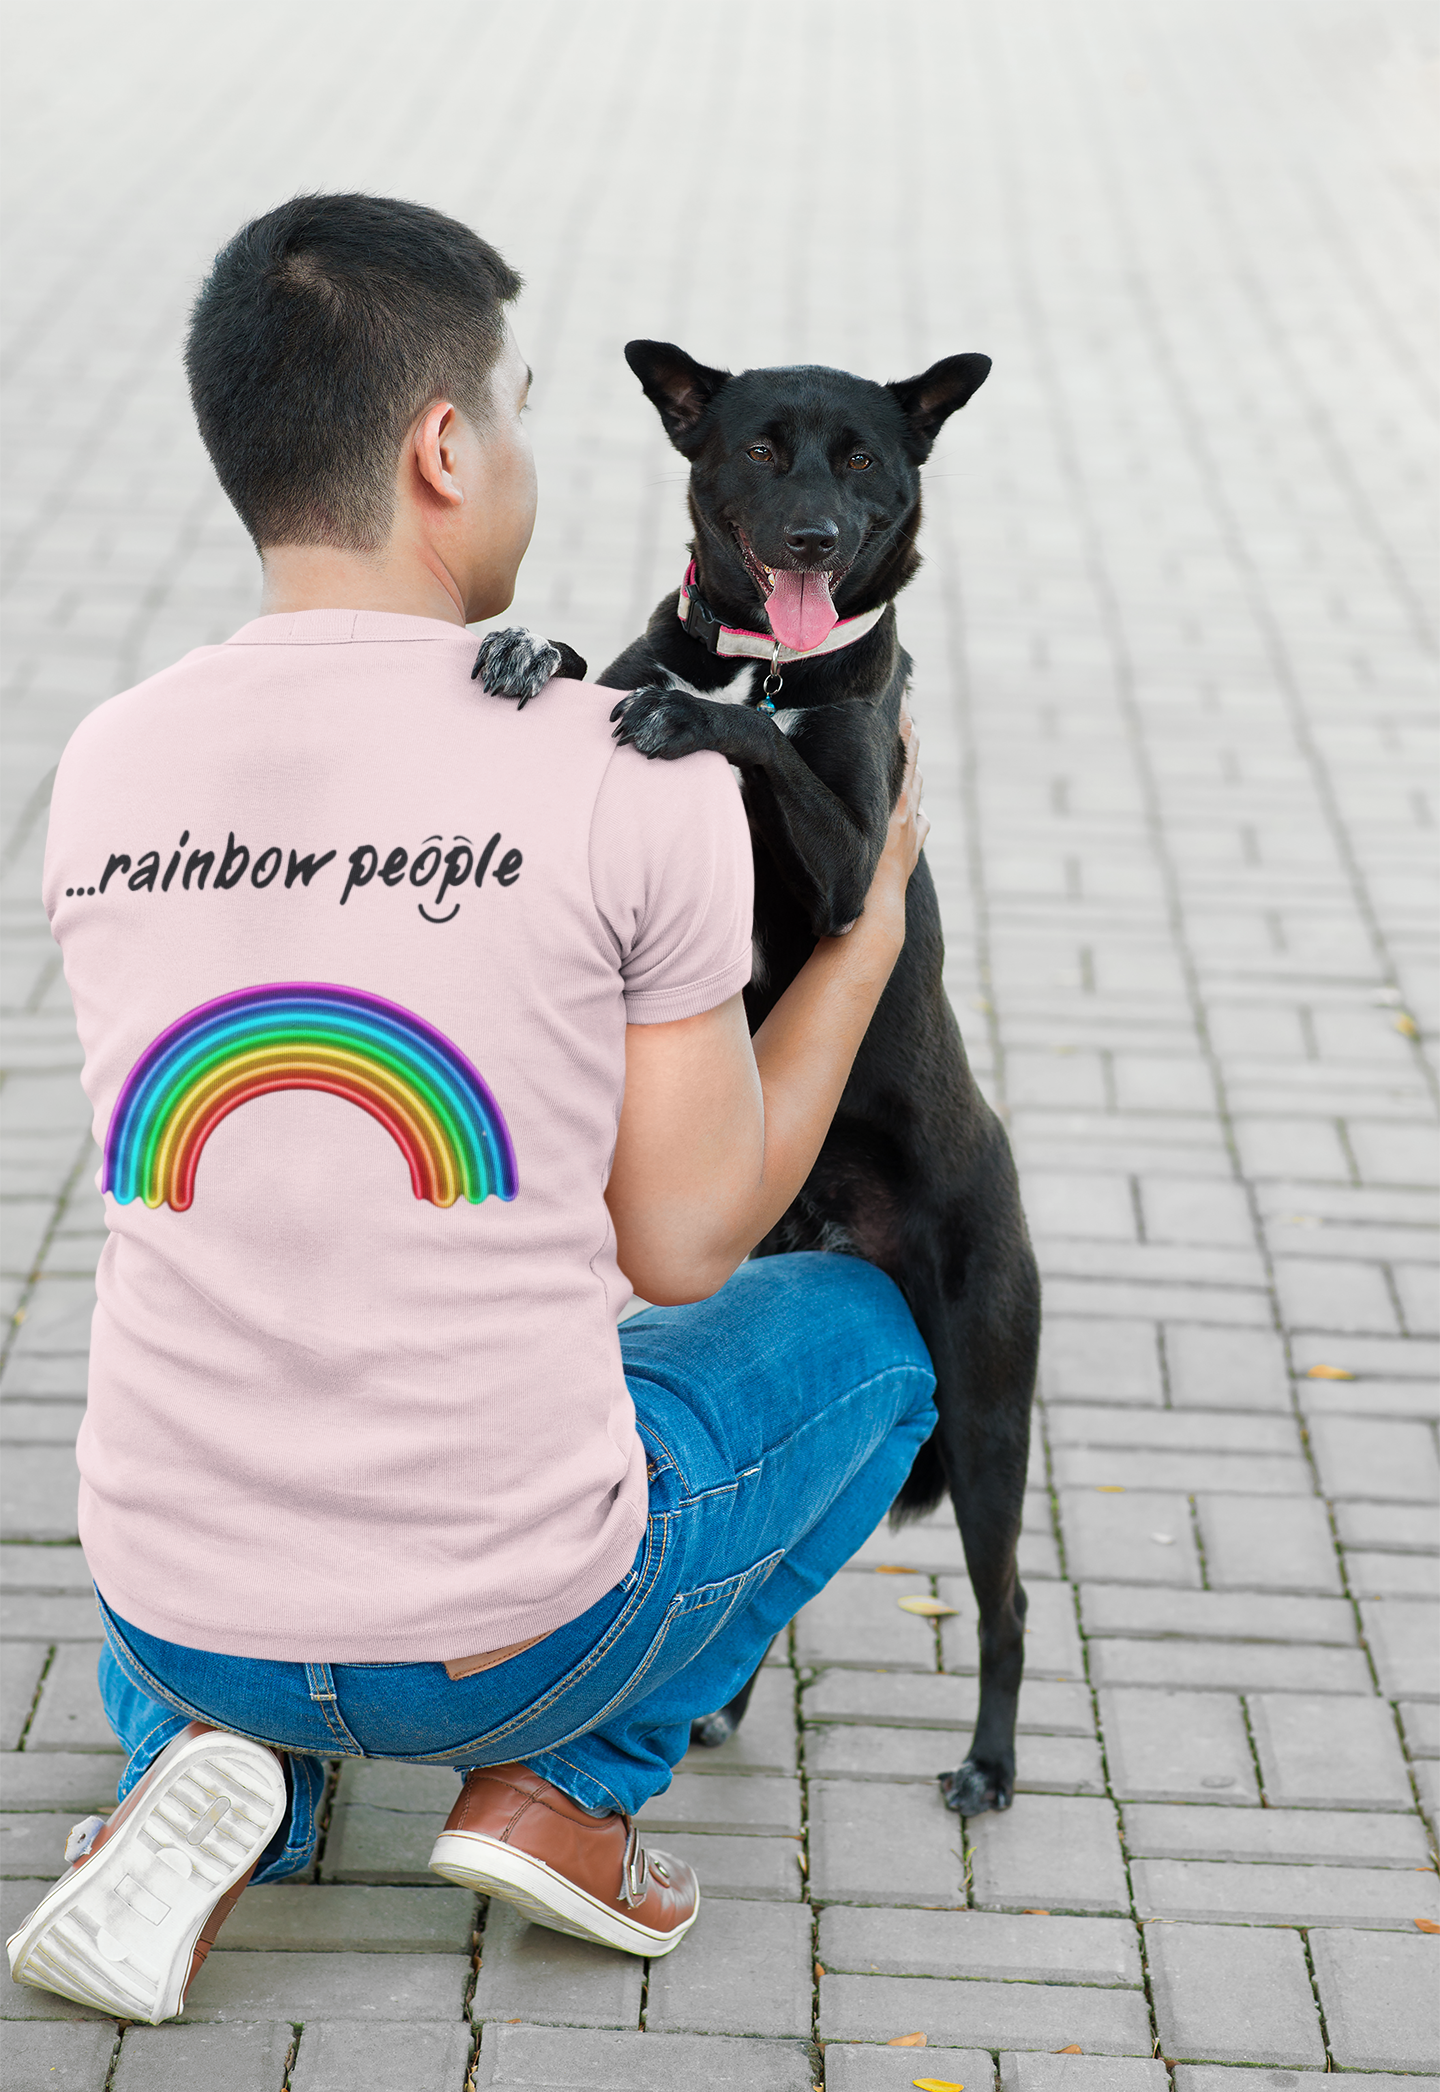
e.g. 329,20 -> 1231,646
3,0 -> 1436,2080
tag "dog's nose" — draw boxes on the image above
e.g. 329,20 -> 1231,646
784,523 -> 839,565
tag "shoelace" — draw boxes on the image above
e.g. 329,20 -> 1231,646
63,1815 -> 107,1865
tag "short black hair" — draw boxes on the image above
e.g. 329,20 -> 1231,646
185,194 -> 523,550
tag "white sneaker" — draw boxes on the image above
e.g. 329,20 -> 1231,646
6,1721 -> 286,2023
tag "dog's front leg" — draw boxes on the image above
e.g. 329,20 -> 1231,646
611,687 -> 884,939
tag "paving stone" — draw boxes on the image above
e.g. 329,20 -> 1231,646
846,1515 -> 968,1575
818,1905 -> 1141,1986
679,1665 -> 796,1776
1047,1406 -> 1300,1455
1,1594 -> 102,1640
644,1831 -> 804,1900
1399,1699 -> 1440,1757
473,2022 -> 816,2088
1040,1318 -> 1163,1403
967,1793 -> 1129,1915
1053,1446 -> 1309,1494
1132,1857 -> 1440,1928
290,2020 -> 473,2092
809,1778 -> 963,1906
220,1883 -> 476,1954
0,1544 -> 93,1591
181,1951 -> 468,2022
938,1577 -> 1084,1679
1336,1502 -> 1440,1554
826,2050 -> 998,2092
0,2020 -> 117,2090
320,1805 -> 438,1884
0,1642 -> 48,1750
1291,1334 -> 1440,1383
639,1773 -> 799,1836
1309,1415 -> 1440,1503
112,2020 -> 293,2091
1097,1687 -> 1258,1803
1146,1920 -> 1325,2066
818,1972 -> 1153,2054
1414,1756 -> 1439,1831
471,1900 -> 641,2030
1310,1926 -> 1440,2073
5,1281 -> 98,1357
1194,1494 -> 1343,1595
645,1897 -> 810,2035
0,1446 -> 78,1540
332,1761 -> 460,1813
794,1572 -> 940,1669
1081,1583 -> 1353,1645
1272,1256 -> 1401,1336
1164,1324 -> 1290,1411
1174,2073 -> 1430,2092
1347,1549 -> 1440,1597
1057,1489 -> 1202,1587
1302,1374 -> 1440,1420
1360,1597 -> 1440,1699
0,1402 -> 87,1445
1001,2060 -> 1166,2092
806,1723 -> 1104,1796
20,1644 -> 110,1753
1247,1692 -> 1414,1809
1121,1801 -> 1432,1867
802,1669 -> 1095,1738
1,1810 -> 80,1876
1090,1639 -> 1370,1694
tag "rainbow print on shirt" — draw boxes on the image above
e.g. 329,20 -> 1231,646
103,983 -> 518,1212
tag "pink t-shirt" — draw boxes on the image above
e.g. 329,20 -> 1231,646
43,610 -> 753,1662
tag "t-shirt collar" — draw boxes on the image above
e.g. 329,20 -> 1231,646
227,609 -> 465,647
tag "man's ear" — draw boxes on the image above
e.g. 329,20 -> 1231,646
886,354 -> 992,462
624,341 -> 732,454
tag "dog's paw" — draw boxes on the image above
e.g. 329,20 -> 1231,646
472,627 -> 587,706
939,1756 -> 1014,1815
609,681 -> 719,760
689,1709 -> 738,1749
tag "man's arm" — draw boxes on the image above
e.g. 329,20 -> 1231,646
605,713 -> 928,1305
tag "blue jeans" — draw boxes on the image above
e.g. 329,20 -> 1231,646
97,1252 -> 936,1883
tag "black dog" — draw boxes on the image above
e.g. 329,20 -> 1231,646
476,343 -> 1040,1816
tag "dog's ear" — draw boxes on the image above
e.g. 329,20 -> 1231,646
624,341 -> 732,454
886,354 -> 991,462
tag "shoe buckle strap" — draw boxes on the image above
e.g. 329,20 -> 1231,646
619,1822 -> 647,1908
64,1814 -> 107,1865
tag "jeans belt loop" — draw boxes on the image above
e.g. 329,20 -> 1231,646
305,1662 -> 339,1705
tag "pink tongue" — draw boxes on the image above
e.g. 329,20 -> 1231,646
766,569 -> 838,651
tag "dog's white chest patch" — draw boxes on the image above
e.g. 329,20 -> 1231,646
770,708 -> 804,737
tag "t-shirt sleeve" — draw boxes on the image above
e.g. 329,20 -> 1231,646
589,743 -> 753,1023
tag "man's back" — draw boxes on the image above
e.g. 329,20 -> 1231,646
45,609 -> 750,1661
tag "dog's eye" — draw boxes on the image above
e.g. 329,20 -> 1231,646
746,444 -> 773,464
848,451 -> 873,471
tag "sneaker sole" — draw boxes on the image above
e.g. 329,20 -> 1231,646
428,1830 -> 698,1958
5,1730 -> 286,2023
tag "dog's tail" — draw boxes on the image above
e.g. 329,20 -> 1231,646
889,1427 -> 948,1525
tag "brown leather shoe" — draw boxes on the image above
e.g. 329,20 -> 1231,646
428,1762 -> 699,1957
6,1721 -> 286,2023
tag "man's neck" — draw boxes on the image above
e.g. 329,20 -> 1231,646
258,541 -> 467,626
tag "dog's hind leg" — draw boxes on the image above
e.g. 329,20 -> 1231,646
920,1241 -> 1040,1816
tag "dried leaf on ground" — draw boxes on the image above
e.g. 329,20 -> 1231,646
1395,1013 -> 1419,1038
1306,1363 -> 1355,1380
912,2079 -> 965,2090
887,2030 -> 928,2046
898,1595 -> 958,1618
875,1563 -> 914,1574
1415,1917 -> 1440,1933
1054,2045 -> 1084,2055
